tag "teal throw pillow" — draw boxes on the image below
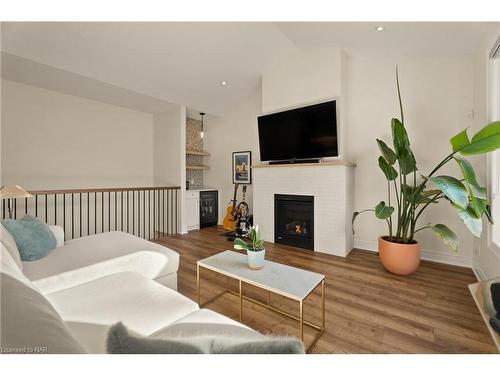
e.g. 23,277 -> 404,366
1,215 -> 57,261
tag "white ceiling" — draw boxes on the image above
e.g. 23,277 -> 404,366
1,52 -> 177,114
1,22 -> 496,115
278,22 -> 495,57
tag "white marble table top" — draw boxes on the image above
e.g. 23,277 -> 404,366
197,250 -> 325,301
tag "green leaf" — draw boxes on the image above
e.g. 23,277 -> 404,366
456,205 -> 482,238
485,205 -> 494,224
391,118 -> 411,156
422,189 -> 441,197
378,156 -> 398,180
402,184 -> 417,203
454,156 -> 486,198
471,198 -> 487,219
429,176 -> 469,209
352,211 -> 359,220
431,224 -> 459,253
233,237 -> 250,251
402,185 -> 437,204
376,139 -> 397,165
450,129 -> 470,153
352,212 -> 360,233
471,185 -> 487,201
399,151 -> 417,175
417,196 -> 439,204
396,66 -> 404,124
459,121 -> 500,155
391,118 -> 417,175
375,201 -> 394,220
454,156 -> 487,217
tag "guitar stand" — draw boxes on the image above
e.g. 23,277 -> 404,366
223,230 -> 238,241
223,230 -> 249,241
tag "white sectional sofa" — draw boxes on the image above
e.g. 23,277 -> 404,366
0,224 -> 261,353
23,229 -> 180,293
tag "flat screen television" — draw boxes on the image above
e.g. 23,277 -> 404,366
257,100 -> 338,162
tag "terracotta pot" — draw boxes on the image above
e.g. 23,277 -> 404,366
378,236 -> 420,275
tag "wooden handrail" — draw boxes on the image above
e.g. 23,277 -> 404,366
27,186 -> 180,195
1,186 -> 180,240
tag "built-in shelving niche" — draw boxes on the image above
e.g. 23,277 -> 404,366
185,117 -> 209,189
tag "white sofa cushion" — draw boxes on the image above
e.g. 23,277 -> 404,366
1,243 -> 34,289
22,231 -> 179,293
0,272 -> 85,354
45,272 -> 199,353
1,223 -> 22,270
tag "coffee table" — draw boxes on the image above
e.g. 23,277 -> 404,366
197,250 -> 326,352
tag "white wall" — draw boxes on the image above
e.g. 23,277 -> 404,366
261,47 -> 348,159
153,106 -> 185,186
262,48 -> 343,113
153,106 -> 187,233
1,79 -> 154,189
204,87 -> 262,224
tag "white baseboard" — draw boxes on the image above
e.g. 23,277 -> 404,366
354,239 -> 472,268
471,260 -> 487,281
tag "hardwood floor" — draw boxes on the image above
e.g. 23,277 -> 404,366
154,227 -> 496,354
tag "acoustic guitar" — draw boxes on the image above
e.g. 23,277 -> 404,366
223,183 -> 239,231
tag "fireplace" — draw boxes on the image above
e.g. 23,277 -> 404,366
274,194 -> 314,250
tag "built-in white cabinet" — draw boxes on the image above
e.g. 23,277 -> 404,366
186,190 -> 200,231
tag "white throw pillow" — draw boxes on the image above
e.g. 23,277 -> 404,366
0,271 -> 86,354
49,225 -> 65,247
1,223 -> 22,270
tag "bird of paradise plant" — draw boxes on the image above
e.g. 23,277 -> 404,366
352,68 -> 500,252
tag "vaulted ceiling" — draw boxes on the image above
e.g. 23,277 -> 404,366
1,22 -> 495,115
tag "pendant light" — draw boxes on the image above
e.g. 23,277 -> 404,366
200,112 -> 205,139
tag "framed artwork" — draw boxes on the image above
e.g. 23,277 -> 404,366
232,151 -> 252,184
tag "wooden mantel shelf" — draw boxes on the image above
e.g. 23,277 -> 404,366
186,149 -> 210,156
252,160 -> 356,169
186,165 -> 210,170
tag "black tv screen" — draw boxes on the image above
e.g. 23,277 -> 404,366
257,100 -> 338,162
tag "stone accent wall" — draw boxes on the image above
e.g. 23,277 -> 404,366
186,117 -> 204,189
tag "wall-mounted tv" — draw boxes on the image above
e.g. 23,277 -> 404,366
257,100 -> 338,163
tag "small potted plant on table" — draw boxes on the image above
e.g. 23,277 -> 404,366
352,68 -> 500,275
234,225 -> 266,270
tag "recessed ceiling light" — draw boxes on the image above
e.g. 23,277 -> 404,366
376,26 -> 385,32
221,81 -> 227,86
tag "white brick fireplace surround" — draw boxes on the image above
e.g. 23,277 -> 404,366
253,161 -> 356,257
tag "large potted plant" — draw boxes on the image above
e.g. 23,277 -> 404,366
233,225 -> 266,270
353,69 -> 500,275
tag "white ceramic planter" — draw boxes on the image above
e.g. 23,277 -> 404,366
247,248 -> 266,270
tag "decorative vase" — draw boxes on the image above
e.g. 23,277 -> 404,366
378,236 -> 420,275
247,248 -> 266,270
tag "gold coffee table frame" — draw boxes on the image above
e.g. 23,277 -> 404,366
197,262 -> 326,353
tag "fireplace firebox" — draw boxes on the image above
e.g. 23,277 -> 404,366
274,194 -> 314,250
